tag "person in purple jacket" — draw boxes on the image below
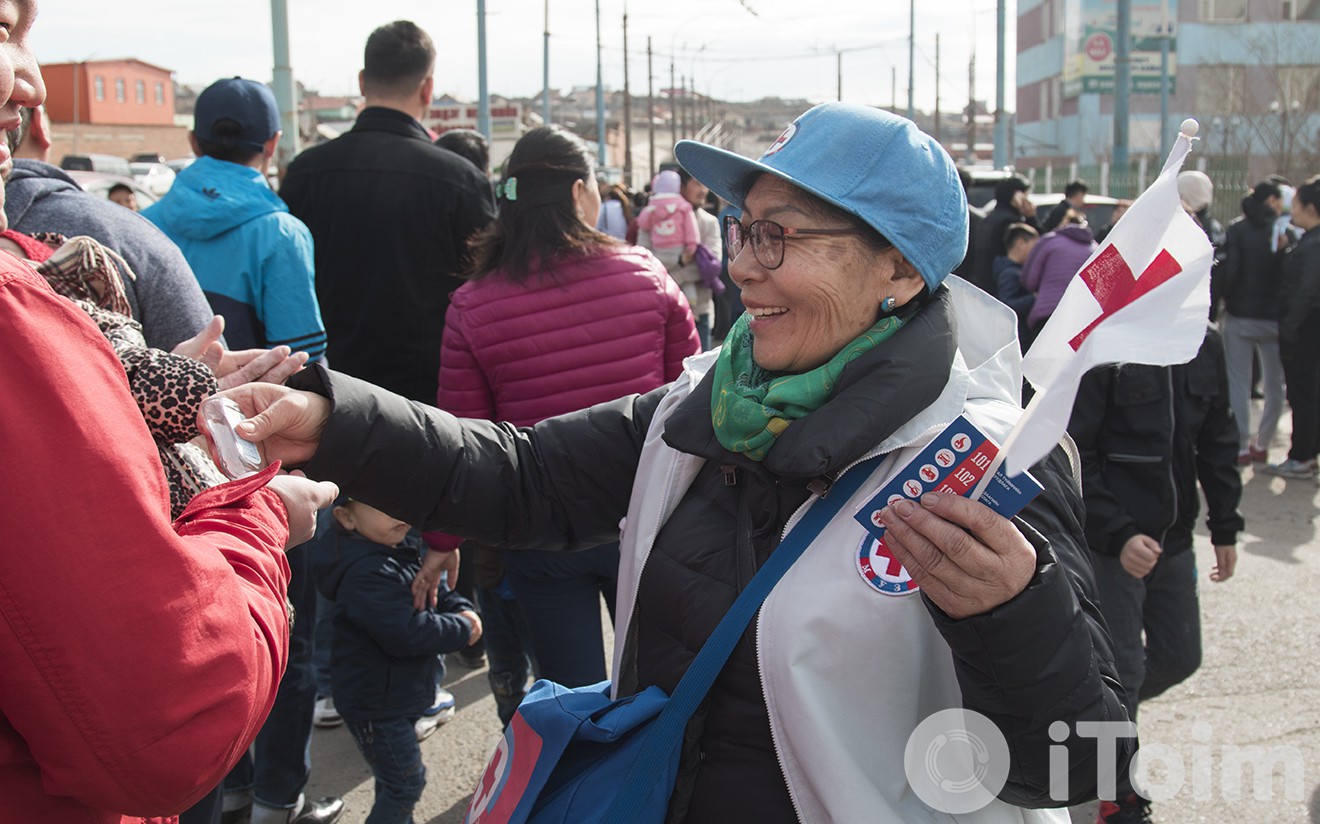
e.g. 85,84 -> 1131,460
1021,210 -> 1098,333
422,125 -> 699,716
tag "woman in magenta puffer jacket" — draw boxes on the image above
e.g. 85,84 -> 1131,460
435,126 -> 699,710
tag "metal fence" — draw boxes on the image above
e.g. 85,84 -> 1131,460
1020,155 -> 1252,229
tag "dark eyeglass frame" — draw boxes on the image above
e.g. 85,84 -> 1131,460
723,214 -> 868,270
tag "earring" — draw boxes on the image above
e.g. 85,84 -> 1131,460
576,207 -> 585,218
881,296 -> 897,313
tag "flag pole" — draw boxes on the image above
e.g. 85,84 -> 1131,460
970,118 -> 1201,504
968,392 -> 1042,503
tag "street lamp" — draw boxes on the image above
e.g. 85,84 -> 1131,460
683,43 -> 706,140
1157,0 -> 1173,158
595,0 -> 606,167
543,0 -> 551,125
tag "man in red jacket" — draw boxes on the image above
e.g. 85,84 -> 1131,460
0,5 -> 338,820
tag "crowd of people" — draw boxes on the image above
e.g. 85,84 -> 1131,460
957,163 -> 1320,822
3,3 -> 1320,824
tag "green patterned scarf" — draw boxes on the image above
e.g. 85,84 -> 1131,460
711,312 -> 906,461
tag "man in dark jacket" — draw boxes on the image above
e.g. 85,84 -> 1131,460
1215,182 -> 1286,465
973,174 -> 1040,297
280,20 -> 496,404
1068,327 -> 1243,823
1271,178 -> 1320,479
1042,179 -> 1088,233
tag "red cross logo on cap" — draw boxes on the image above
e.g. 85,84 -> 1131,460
1069,245 -> 1183,350
762,123 -> 797,157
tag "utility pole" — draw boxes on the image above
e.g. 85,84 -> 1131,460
595,0 -> 606,167
891,66 -> 897,112
670,58 -> 677,157
934,34 -> 942,146
542,0 -> 551,124
993,0 -> 1007,168
1114,0 -> 1131,170
907,0 -> 915,121
477,0 -> 491,139
687,74 -> 695,137
837,51 -> 843,102
1158,0 -> 1172,157
647,37 -> 655,180
680,73 -> 687,139
270,0 -> 300,170
623,7 -> 632,187
966,52 -> 976,164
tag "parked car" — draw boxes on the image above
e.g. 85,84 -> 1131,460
130,152 -> 166,165
982,192 -> 1120,233
129,161 -> 177,198
60,153 -> 132,178
165,156 -> 195,174
959,166 -> 1017,209
65,170 -> 159,209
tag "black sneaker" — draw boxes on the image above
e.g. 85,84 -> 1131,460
456,649 -> 487,669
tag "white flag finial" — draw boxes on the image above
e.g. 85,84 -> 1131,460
1180,118 -> 1199,138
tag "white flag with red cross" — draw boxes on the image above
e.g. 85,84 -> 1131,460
997,121 -> 1214,478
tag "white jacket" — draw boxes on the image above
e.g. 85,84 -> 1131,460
610,277 -> 1070,823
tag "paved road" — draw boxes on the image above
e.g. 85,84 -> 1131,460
307,417 -> 1320,823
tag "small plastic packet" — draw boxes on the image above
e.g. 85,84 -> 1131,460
200,396 -> 265,479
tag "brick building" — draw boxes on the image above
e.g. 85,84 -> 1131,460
40,58 -> 190,162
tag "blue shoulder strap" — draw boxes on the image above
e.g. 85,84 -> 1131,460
606,452 -> 885,820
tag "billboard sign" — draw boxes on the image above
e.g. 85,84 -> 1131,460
1063,0 -> 1177,97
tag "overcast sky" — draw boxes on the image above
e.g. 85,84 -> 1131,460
32,0 -> 1015,111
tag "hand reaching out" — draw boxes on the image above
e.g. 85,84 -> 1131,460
173,315 -> 309,389
206,382 -> 331,468
411,548 -> 459,611
266,471 -> 339,549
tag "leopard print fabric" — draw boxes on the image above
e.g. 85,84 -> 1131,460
28,233 -> 230,516
74,300 -> 226,517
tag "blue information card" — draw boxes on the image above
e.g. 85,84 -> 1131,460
853,415 -> 1044,563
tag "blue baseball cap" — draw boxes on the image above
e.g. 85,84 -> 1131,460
193,77 -> 281,153
674,103 -> 968,291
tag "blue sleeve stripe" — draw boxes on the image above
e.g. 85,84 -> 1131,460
269,331 -> 328,348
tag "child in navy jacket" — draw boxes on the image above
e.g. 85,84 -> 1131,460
315,498 -> 482,824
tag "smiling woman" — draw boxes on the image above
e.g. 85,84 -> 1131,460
219,102 -> 1135,823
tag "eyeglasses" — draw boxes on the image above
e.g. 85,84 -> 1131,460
723,214 -> 868,270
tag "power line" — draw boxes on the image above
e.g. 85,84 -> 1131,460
601,37 -> 905,66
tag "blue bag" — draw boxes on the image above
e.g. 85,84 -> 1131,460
464,454 -> 884,824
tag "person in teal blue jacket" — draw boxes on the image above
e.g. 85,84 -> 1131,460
150,78 -> 338,824
144,78 -> 326,360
